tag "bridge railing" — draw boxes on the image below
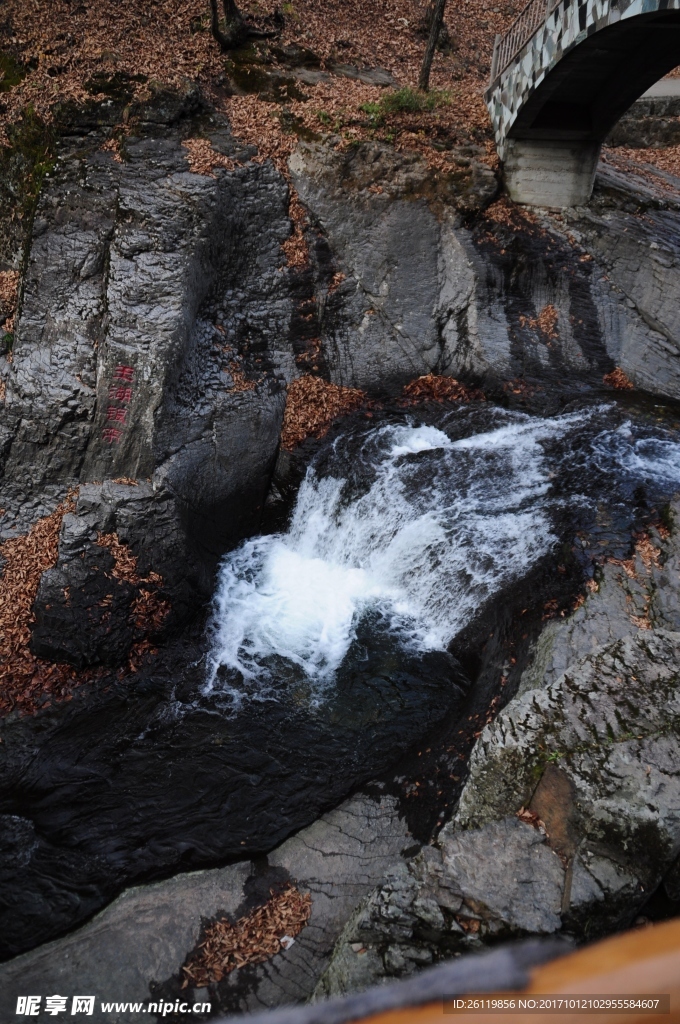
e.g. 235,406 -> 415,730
490,0 -> 561,80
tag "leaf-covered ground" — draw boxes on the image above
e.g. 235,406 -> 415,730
0,0 -> 519,159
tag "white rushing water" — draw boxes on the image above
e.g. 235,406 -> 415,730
207,410 -> 595,694
596,422 -> 680,486
206,407 -> 680,699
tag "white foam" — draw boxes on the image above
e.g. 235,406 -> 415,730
605,423 -> 680,485
206,415 -> 596,695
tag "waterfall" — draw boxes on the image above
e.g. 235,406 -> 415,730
206,405 -> 680,703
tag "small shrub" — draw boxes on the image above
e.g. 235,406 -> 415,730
361,88 -> 451,125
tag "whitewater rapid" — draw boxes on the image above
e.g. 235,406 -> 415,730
206,406 -> 680,699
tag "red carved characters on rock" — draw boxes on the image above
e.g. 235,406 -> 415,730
102,365 -> 135,446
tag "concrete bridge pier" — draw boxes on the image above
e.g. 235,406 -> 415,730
503,139 -> 602,208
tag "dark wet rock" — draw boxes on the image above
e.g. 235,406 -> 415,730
0,793 -> 413,1023
316,629 -> 680,996
30,482 -> 190,667
31,522 -> 137,668
0,631 -> 468,958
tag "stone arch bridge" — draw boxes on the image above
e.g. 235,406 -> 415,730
486,0 -> 680,205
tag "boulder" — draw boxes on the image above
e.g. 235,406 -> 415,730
316,627 -> 680,996
0,793 -> 413,1023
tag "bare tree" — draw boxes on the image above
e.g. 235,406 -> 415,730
209,0 -> 282,52
418,0 -> 447,91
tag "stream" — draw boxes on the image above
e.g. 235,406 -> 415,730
3,396 -> 680,958
207,401 -> 680,708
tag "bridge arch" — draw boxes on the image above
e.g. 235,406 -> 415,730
486,0 -> 680,206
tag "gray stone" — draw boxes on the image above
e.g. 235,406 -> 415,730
504,140 -> 601,208
455,629 -> 680,924
0,114 -> 298,676
0,793 -> 413,1022
289,139 -> 495,391
517,506 -> 680,695
314,815 -> 567,997
317,618 -> 680,997
605,96 -> 680,149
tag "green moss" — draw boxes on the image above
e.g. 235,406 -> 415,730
0,105 -> 56,269
360,88 -> 451,128
2,332 -> 13,354
0,52 -> 26,93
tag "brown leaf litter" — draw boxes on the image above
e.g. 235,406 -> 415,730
518,304 -> 559,341
100,136 -> 123,163
603,367 -> 634,390
400,373 -> 485,404
226,360 -> 258,392
517,806 -> 548,835
0,498 -> 170,718
280,374 -> 366,449
0,493 -> 87,717
0,270 -> 19,333
181,883 -> 311,987
182,137 -> 236,176
603,145 -> 680,189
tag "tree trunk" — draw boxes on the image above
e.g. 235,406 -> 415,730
209,0 -> 281,51
418,0 -> 447,92
222,0 -> 245,31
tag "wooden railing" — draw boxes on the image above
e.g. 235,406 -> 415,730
490,0 -> 561,81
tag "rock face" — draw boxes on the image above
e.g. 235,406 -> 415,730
0,793 -> 413,1024
0,101 -> 290,641
518,517 -> 680,696
289,140 -> 496,391
606,96 -> 680,149
291,139 -> 680,403
316,508 -> 680,996
316,629 -> 680,997
559,162 -> 680,402
457,629 -> 680,901
2,88 -> 680,988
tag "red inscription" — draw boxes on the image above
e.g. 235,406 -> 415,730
114,364 -> 135,382
107,406 -> 127,424
108,384 -> 133,403
102,426 -> 122,444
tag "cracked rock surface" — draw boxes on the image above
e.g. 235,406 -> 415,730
0,793 -> 412,1024
2,90 -> 680,1008
316,520 -> 680,997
